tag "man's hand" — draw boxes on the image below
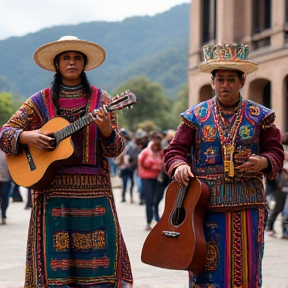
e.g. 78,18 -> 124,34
173,164 -> 194,186
236,154 -> 268,173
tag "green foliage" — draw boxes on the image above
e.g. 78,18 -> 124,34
0,92 -> 17,125
113,75 -> 186,131
137,120 -> 161,133
171,84 -> 189,125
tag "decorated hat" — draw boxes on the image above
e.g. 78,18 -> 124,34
34,36 -> 106,72
198,43 -> 258,74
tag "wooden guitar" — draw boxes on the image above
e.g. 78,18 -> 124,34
141,177 -> 210,275
6,91 -> 137,190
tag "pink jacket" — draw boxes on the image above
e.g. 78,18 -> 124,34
138,143 -> 164,179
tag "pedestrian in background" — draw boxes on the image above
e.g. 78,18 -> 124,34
266,133 -> 288,238
24,188 -> 33,210
0,149 -> 12,225
138,131 -> 165,231
135,129 -> 149,205
116,128 -> 138,203
161,129 -> 175,189
10,182 -> 23,202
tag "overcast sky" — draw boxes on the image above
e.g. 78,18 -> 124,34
0,0 -> 190,40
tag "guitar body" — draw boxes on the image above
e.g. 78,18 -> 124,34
141,177 -> 210,275
6,117 -> 79,190
5,90 -> 137,190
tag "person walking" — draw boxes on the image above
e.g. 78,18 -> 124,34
0,36 -> 133,288
10,182 -> 23,202
24,188 -> 33,210
0,149 -> 12,225
138,131 -> 165,231
266,133 -> 288,237
116,129 -> 138,203
134,130 -> 149,205
164,43 -> 284,287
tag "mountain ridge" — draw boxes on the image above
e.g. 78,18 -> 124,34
0,3 -> 190,99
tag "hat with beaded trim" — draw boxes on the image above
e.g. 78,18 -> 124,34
34,36 -> 106,72
198,43 -> 258,74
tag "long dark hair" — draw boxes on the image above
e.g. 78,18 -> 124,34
51,51 -> 91,114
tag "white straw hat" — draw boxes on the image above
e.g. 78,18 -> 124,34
34,36 -> 106,71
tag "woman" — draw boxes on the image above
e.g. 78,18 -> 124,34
0,36 -> 133,288
138,131 -> 165,231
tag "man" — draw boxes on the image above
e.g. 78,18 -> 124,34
164,43 -> 284,287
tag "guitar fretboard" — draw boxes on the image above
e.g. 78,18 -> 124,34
54,113 -> 96,143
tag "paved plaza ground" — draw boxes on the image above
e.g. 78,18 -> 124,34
0,177 -> 288,288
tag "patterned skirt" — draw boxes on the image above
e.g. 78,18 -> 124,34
189,207 -> 267,288
24,174 -> 133,288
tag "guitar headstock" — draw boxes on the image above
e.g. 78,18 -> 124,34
105,90 -> 137,113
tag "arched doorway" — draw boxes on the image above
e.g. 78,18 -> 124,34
284,76 -> 288,132
248,78 -> 271,107
199,84 -> 213,103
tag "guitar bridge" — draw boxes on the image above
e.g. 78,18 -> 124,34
162,231 -> 180,238
24,145 -> 36,171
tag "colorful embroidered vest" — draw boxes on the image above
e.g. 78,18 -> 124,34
181,96 -> 275,211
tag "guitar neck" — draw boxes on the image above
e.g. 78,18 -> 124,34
52,90 -> 136,145
54,112 -> 97,143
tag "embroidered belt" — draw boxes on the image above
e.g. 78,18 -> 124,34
195,175 -> 266,211
194,165 -> 263,182
48,174 -> 111,192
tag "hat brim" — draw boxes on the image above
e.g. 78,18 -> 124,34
198,60 -> 258,74
34,39 -> 106,71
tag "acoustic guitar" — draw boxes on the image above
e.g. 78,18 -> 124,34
141,177 -> 210,275
6,91 -> 137,190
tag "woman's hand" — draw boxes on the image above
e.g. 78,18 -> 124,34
236,154 -> 268,173
95,107 -> 113,138
19,130 -> 55,149
173,164 -> 194,186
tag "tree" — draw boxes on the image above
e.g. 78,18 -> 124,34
137,120 -> 161,134
0,92 -> 18,126
170,83 -> 189,128
113,75 -> 176,131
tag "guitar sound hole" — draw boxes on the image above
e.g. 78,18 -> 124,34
171,207 -> 186,226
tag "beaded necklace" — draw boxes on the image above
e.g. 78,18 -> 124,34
213,95 -> 244,177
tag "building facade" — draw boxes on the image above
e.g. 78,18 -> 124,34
188,0 -> 288,132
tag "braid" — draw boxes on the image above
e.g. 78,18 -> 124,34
51,71 -> 62,115
81,71 -> 91,96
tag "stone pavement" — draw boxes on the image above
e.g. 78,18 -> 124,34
0,177 -> 288,288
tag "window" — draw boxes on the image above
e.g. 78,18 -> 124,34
286,0 -> 288,23
263,82 -> 271,108
252,0 -> 271,34
202,0 -> 217,44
